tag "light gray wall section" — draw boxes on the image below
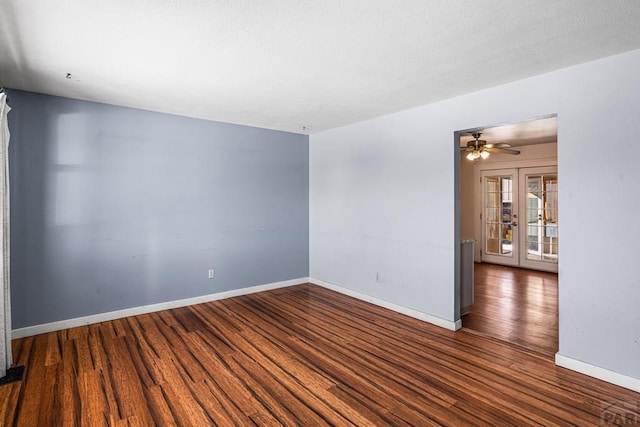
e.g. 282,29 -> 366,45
310,49 -> 640,380
9,90 -> 309,328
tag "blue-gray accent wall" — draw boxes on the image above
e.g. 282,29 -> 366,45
8,90 -> 309,329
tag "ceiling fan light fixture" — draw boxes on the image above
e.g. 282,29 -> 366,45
466,148 -> 487,161
461,130 -> 521,160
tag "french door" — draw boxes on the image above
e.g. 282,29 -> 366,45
519,166 -> 558,272
481,169 -> 520,267
481,167 -> 558,272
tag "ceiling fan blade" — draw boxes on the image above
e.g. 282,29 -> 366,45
486,147 -> 521,155
485,143 -> 511,149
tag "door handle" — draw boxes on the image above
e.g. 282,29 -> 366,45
512,222 -> 518,227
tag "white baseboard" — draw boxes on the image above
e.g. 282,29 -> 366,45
309,277 -> 461,331
12,277 -> 310,339
555,353 -> 640,393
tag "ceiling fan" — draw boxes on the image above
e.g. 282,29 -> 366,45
462,132 -> 520,160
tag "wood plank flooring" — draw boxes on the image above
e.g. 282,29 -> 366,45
2,283 -> 639,426
463,263 -> 559,356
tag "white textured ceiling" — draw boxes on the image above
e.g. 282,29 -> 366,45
1,1 -> 640,134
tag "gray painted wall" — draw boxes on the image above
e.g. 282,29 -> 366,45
8,90 -> 309,329
310,49 -> 640,381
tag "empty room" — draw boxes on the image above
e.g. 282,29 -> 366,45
1,1 -> 640,425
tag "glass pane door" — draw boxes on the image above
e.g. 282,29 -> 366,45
481,170 -> 519,267
519,167 -> 558,272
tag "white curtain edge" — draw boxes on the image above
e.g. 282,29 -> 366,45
0,92 -> 12,379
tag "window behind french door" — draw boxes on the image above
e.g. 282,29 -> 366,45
481,167 -> 558,272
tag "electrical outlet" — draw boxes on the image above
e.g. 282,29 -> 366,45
208,269 -> 215,279
376,272 -> 381,283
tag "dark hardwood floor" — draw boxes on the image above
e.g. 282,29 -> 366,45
1,283 -> 639,426
462,263 -> 558,356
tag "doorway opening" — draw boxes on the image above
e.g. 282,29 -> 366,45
456,116 -> 559,356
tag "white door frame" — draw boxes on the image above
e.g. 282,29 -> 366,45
473,157 -> 557,262
477,165 -> 558,272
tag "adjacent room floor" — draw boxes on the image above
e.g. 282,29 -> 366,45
462,262 -> 558,356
